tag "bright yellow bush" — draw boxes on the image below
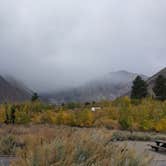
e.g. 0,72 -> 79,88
56,111 -> 74,125
75,110 -> 94,127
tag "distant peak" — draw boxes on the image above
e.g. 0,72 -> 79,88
151,67 -> 166,77
159,67 -> 166,73
110,70 -> 132,75
116,70 -> 130,74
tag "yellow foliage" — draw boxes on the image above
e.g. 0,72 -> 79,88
154,118 -> 166,132
39,111 -> 57,124
0,107 -> 5,123
1,97 -> 166,132
94,117 -> 119,129
74,110 -> 94,127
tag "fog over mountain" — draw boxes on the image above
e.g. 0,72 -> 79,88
0,75 -> 32,103
0,0 -> 166,92
42,70 -> 148,103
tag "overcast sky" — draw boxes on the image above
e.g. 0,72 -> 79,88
0,0 -> 166,92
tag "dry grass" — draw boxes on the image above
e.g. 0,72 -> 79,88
0,125 -> 153,166
111,130 -> 166,141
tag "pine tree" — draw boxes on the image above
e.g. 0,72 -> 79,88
153,75 -> 166,101
31,93 -> 39,102
131,76 -> 148,99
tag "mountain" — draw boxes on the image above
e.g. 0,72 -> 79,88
0,75 -> 32,103
125,67 -> 166,97
146,67 -> 166,95
42,71 -> 148,104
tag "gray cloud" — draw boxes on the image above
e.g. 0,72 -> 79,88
0,0 -> 166,92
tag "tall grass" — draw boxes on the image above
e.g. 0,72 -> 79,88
0,125 -> 151,166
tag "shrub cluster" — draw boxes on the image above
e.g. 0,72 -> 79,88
0,97 -> 166,132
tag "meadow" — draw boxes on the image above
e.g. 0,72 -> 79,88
0,125 -> 153,166
0,97 -> 166,165
1,97 -> 166,132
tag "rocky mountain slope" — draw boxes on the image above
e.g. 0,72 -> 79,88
146,67 -> 166,95
42,71 -> 148,104
0,75 -> 32,103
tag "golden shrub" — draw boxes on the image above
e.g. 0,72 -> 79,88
0,107 -> 5,123
154,118 -> 166,132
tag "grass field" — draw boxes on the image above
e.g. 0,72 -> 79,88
0,97 -> 166,165
0,125 -> 155,166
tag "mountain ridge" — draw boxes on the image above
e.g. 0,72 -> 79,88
146,67 -> 166,96
0,75 -> 32,103
42,70 -> 148,104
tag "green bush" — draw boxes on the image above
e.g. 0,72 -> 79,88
15,111 -> 31,124
119,117 -> 132,130
0,135 -> 17,155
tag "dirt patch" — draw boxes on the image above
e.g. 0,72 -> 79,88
116,141 -> 166,166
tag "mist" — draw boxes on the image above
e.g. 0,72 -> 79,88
0,0 -> 166,92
